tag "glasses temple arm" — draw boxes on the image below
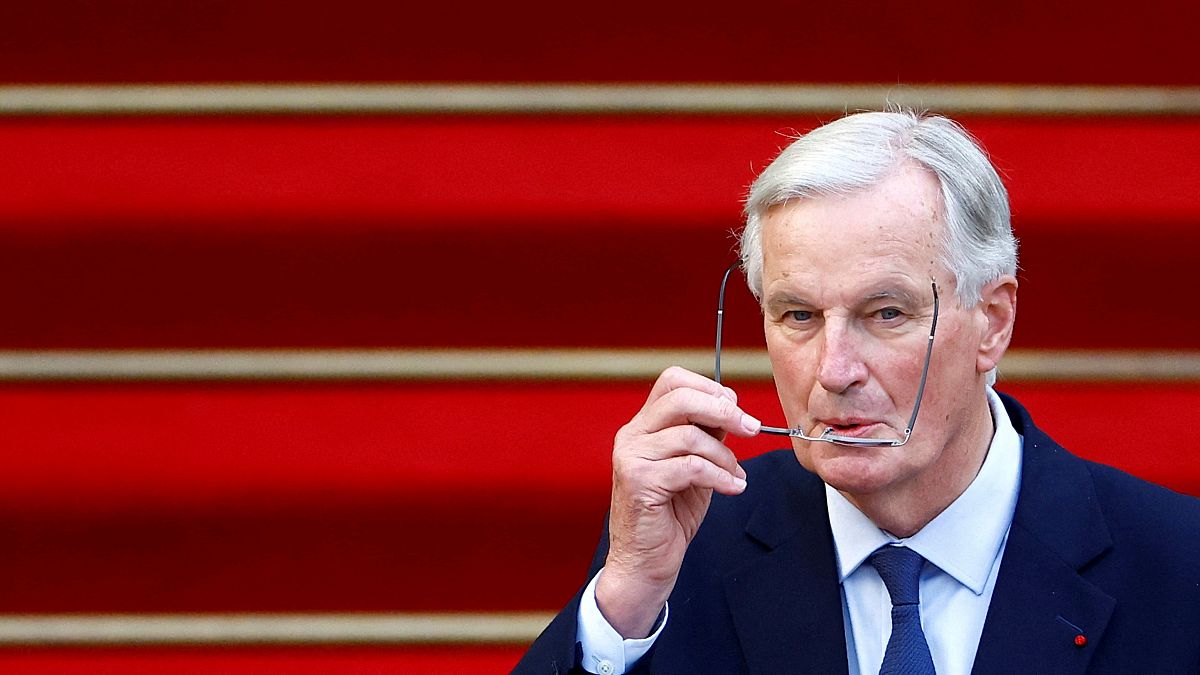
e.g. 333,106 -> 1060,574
902,282 -> 939,435
714,262 -> 739,384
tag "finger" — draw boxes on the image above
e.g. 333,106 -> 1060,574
634,424 -> 747,479
634,386 -> 760,438
651,453 -> 748,496
643,366 -> 737,411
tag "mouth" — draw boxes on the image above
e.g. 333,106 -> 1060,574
816,418 -> 886,438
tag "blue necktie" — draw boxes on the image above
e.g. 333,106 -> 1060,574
868,545 -> 936,675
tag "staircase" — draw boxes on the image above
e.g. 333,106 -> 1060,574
1,1 -> 1198,672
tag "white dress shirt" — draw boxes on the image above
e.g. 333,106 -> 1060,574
576,569 -> 666,675
578,388 -> 1023,675
829,387 -> 1022,674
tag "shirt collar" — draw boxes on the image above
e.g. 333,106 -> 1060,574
825,387 -> 1023,594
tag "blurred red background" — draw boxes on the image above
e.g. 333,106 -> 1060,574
0,1 -> 1197,672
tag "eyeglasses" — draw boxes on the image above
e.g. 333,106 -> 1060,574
714,263 -> 939,448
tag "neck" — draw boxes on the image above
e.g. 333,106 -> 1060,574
843,393 -> 995,538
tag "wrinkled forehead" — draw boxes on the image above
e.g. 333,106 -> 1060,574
760,165 -> 949,290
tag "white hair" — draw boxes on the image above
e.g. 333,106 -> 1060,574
739,110 -> 1017,384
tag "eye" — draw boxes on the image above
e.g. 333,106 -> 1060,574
785,309 -> 814,323
876,307 -> 903,321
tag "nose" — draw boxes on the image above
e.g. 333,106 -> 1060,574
815,319 -> 869,394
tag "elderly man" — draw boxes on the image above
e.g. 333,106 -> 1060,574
515,110 -> 1200,674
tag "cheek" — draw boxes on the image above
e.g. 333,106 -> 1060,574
766,345 -> 815,431
927,322 -> 980,388
908,323 -> 981,428
766,334 -> 816,395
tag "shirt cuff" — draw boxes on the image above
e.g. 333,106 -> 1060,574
576,567 -> 668,674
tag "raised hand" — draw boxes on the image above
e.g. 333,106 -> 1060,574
595,366 -> 760,638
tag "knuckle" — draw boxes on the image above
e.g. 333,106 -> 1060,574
613,428 -> 647,466
657,366 -> 685,388
622,459 -> 647,482
681,388 -> 708,412
714,396 -> 737,421
680,454 -> 707,478
615,413 -> 654,446
662,365 -> 689,381
612,455 -> 646,491
662,385 -> 690,406
680,423 -> 707,448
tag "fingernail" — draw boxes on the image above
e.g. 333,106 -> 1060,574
741,413 -> 761,434
722,386 -> 738,403
732,476 -> 748,491
735,463 -> 747,480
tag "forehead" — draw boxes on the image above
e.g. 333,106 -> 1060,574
760,163 -> 945,295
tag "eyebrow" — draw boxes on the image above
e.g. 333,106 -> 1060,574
764,291 -> 809,306
764,286 -> 925,312
862,288 -> 923,307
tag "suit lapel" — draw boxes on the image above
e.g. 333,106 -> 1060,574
723,466 -> 849,675
972,394 -> 1116,675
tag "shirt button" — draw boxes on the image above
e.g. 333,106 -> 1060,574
597,660 -> 615,675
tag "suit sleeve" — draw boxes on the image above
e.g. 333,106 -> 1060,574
512,517 -> 614,674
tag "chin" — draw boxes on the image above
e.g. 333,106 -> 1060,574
798,447 -> 904,496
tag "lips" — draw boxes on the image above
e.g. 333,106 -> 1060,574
816,418 -> 885,438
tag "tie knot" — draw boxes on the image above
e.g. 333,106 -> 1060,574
868,545 -> 925,606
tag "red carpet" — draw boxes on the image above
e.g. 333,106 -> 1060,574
0,381 -> 1193,613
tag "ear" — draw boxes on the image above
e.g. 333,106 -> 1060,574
976,275 -> 1018,375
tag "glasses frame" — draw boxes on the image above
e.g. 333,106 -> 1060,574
715,262 -> 939,448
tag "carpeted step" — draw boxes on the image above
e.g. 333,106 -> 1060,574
0,381 -> 1193,613
1,116 -> 1197,350
1,0 -> 1196,84
0,646 -> 525,674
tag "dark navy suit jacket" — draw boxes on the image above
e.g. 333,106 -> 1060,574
515,393 -> 1200,674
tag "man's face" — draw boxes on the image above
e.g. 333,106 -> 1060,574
760,162 -> 991,501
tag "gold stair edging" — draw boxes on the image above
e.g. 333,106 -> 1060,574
1,83 -> 1199,116
0,349 -> 1195,382
0,612 -> 554,646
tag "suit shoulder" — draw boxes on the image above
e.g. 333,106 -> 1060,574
1005,391 -> 1200,545
1076,459 -> 1200,636
1075,457 -> 1200,606
1084,458 -> 1200,537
